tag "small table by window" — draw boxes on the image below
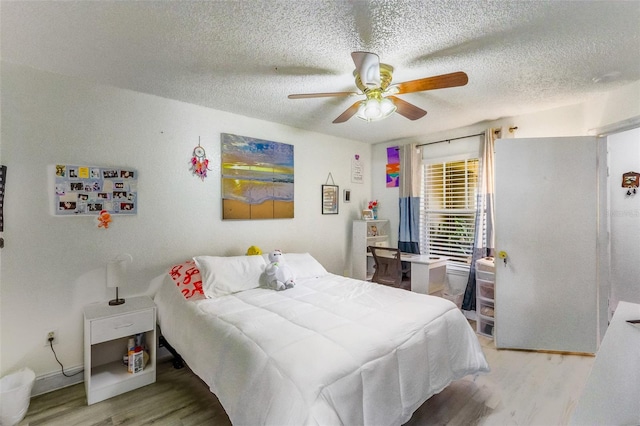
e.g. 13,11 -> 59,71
399,254 -> 448,294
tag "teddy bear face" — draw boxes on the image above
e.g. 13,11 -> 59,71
268,250 -> 283,263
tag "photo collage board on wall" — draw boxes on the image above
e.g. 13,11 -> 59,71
54,165 -> 137,215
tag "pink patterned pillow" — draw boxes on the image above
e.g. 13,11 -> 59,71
168,260 -> 205,300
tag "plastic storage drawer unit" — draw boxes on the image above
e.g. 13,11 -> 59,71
476,257 -> 495,338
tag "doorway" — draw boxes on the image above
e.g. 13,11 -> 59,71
607,127 -> 640,319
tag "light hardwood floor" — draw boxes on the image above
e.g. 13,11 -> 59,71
18,330 -> 594,426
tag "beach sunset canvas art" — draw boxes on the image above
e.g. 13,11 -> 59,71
221,133 -> 294,220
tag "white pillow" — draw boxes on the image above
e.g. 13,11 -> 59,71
194,255 -> 266,297
280,253 -> 328,279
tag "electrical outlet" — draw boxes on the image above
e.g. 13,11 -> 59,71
45,329 -> 58,346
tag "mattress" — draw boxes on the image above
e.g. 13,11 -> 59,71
154,271 -> 489,425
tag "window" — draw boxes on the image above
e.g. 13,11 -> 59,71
420,158 -> 480,265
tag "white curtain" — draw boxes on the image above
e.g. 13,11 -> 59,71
398,144 -> 421,254
462,128 -> 498,311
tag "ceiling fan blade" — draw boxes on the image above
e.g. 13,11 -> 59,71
333,101 -> 363,124
351,51 -> 380,88
393,71 -> 468,95
288,91 -> 358,99
388,96 -> 427,120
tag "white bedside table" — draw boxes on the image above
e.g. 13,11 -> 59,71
83,295 -> 156,405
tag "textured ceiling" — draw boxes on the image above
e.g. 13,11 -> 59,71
2,1 -> 639,144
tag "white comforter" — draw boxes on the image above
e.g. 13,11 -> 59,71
154,273 -> 489,425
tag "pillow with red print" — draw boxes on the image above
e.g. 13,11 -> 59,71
168,260 -> 206,300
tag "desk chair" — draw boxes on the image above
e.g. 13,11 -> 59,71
369,246 -> 410,288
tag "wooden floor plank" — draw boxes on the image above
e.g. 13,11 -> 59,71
19,329 -> 594,426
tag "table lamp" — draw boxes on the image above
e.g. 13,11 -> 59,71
107,253 -> 132,306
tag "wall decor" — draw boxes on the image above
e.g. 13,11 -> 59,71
351,154 -> 363,184
322,184 -> 339,215
622,171 -> 639,196
386,146 -> 400,187
344,189 -> 351,203
53,165 -> 137,215
190,139 -> 211,181
221,133 -> 294,220
97,210 -> 112,229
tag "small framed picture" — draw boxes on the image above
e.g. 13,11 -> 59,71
343,189 -> 351,203
622,172 -> 640,188
322,184 -> 339,215
362,209 -> 373,220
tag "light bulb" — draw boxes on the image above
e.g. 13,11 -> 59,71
364,99 -> 381,119
379,98 -> 397,116
356,97 -> 397,122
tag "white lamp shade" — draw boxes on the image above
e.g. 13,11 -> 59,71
363,99 -> 381,119
379,97 -> 397,116
106,254 -> 132,288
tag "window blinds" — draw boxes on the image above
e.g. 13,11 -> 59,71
420,159 -> 479,264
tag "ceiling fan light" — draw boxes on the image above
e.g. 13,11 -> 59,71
364,99 -> 381,118
356,98 -> 397,122
379,97 -> 397,116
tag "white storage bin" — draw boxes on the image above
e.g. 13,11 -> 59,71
478,299 -> 495,318
476,257 -> 495,272
445,265 -> 469,295
477,279 -> 495,299
0,368 -> 35,426
476,269 -> 495,282
479,319 -> 494,337
476,257 -> 496,339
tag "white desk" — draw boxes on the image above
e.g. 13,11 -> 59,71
401,254 -> 448,294
570,301 -> 640,425
367,253 -> 448,295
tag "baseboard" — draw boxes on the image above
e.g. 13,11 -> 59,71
32,365 -> 84,397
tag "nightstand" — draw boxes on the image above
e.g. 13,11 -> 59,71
83,295 -> 156,405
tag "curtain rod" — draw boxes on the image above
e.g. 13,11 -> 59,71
416,129 -> 501,148
416,127 -> 510,148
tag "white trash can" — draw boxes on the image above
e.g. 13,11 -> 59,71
443,265 -> 469,309
445,265 -> 469,295
0,368 -> 35,426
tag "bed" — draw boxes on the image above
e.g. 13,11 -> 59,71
152,253 -> 489,425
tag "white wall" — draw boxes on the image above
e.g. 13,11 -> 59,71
371,80 -> 640,247
608,127 -> 640,310
585,81 -> 640,131
0,62 -> 372,378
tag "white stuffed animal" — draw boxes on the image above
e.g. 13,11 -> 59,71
265,250 -> 295,291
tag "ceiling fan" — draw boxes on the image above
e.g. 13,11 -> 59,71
288,52 -> 468,124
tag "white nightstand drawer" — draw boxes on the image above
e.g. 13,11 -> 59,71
91,310 -> 153,344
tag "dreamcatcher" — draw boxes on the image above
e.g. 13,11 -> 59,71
190,139 -> 211,181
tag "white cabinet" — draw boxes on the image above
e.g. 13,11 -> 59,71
352,219 -> 391,280
476,257 -> 495,338
84,296 -> 156,405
